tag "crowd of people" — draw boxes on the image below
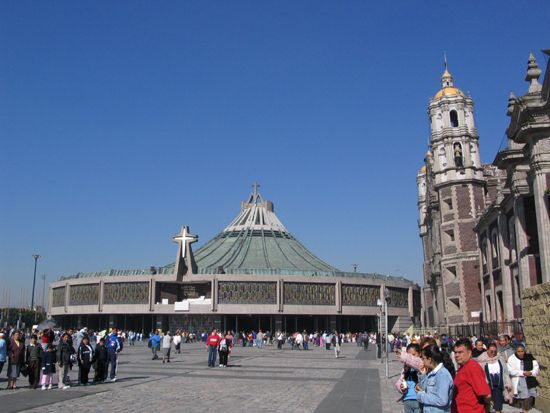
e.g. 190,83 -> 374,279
0,322 -> 541,413
144,328 -> 361,367
389,332 -> 540,413
0,325 -> 124,390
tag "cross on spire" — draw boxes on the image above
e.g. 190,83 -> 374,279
173,226 -> 198,258
252,181 -> 260,199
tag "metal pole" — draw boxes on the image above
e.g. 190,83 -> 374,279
385,299 -> 389,378
41,274 -> 46,311
31,254 -> 41,310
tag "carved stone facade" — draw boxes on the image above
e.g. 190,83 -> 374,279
474,52 -> 550,323
342,284 -> 379,306
103,282 -> 149,305
52,287 -> 66,307
218,281 -> 277,304
387,287 -> 409,308
419,52 -> 550,327
69,284 -> 99,306
284,282 -> 335,305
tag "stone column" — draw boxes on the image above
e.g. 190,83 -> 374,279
514,196 -> 531,290
335,281 -> 342,314
531,157 -> 550,283
408,286 -> 414,319
64,283 -> 69,314
487,232 -> 496,321
211,278 -> 218,312
99,280 -> 104,313
277,279 -> 283,312
497,212 -> 514,320
435,278 -> 446,327
48,286 -> 53,314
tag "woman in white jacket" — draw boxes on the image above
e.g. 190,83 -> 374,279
507,344 -> 539,412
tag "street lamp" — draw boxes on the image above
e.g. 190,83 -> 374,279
384,287 -> 391,378
31,254 -> 41,310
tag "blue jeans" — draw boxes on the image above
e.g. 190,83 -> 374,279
404,400 -> 421,413
207,345 -> 217,366
108,352 -> 117,379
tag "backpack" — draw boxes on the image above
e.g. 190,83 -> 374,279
219,339 -> 227,351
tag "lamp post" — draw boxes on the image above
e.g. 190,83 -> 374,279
31,254 -> 41,310
384,287 -> 390,378
41,274 -> 46,312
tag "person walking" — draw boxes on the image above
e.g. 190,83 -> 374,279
162,331 -> 173,363
149,330 -> 161,360
7,330 -> 25,390
482,342 -> 510,413
77,335 -> 94,386
106,329 -> 122,382
40,343 -> 56,390
507,344 -> 540,412
206,328 -> 221,367
218,331 -> 232,367
93,337 -> 108,383
333,331 -> 342,358
451,338 -> 491,413
26,334 -> 43,389
0,332 -> 6,376
56,333 -> 72,389
415,345 -> 454,412
173,330 -> 182,354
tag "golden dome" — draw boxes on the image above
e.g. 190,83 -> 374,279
434,86 -> 464,100
434,67 -> 464,100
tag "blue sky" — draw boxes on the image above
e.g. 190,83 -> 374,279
1,1 -> 549,306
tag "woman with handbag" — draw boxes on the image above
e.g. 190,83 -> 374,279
7,330 -> 25,389
507,344 -> 539,412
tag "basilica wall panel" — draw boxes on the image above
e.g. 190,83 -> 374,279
342,284 -> 380,306
218,281 -> 277,304
103,282 -> 149,305
284,282 -> 335,305
387,287 -> 408,308
52,287 -> 66,307
69,283 -> 99,306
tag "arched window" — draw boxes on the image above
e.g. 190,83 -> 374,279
450,110 -> 459,127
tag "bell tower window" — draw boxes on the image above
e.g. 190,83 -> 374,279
450,110 -> 459,127
453,142 -> 464,168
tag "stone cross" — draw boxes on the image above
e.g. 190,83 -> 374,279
173,226 -> 198,258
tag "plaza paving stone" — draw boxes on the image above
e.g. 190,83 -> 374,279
0,342 -> 540,413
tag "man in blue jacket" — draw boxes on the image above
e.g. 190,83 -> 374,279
149,330 -> 161,360
106,328 -> 123,382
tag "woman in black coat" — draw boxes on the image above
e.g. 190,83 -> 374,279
7,331 -> 25,389
77,336 -> 94,385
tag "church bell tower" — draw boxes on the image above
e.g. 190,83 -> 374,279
422,64 -> 486,326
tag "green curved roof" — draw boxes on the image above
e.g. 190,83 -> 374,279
171,188 -> 340,276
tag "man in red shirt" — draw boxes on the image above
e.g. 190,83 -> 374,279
452,338 -> 491,413
206,328 -> 221,367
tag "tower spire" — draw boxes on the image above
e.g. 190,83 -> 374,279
525,52 -> 542,93
441,53 -> 454,88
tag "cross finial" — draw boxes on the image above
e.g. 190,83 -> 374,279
173,226 -> 198,258
444,52 -> 448,71
252,181 -> 260,199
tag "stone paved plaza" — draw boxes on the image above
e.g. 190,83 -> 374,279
0,342 -> 539,413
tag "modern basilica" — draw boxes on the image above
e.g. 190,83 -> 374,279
49,187 -> 420,334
